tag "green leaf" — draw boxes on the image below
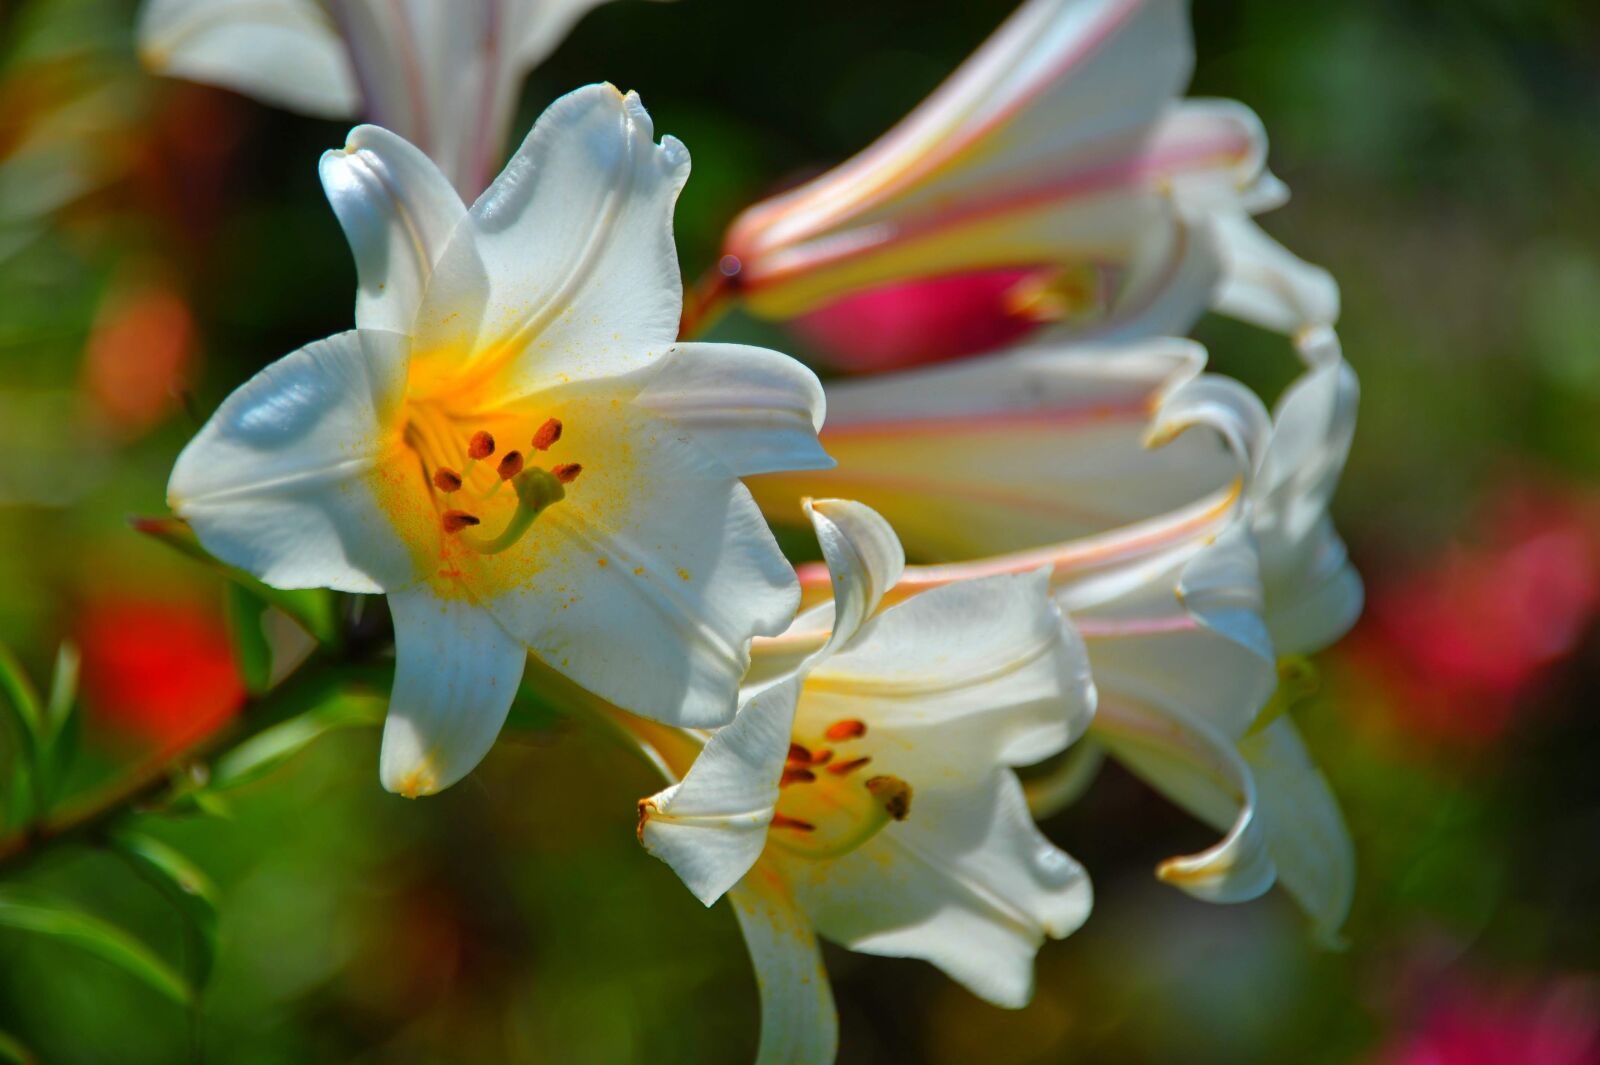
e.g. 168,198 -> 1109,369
131,517 -> 340,646
35,642 -> 81,812
0,641 -> 42,757
0,1028 -> 36,1065
224,585 -> 274,696
110,831 -> 220,989
0,891 -> 192,1006
43,641 -> 78,741
209,691 -> 385,792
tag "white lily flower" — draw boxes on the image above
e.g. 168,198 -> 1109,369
635,499 -> 1096,1063
168,85 -> 832,797
751,331 -> 1359,943
713,0 -> 1336,339
138,0 -> 666,195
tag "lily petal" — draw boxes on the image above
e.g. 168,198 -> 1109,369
167,330 -> 411,594
752,338 -> 1241,556
1211,213 -> 1341,333
728,866 -> 838,1065
782,769 -> 1091,1009
805,499 -> 905,658
1072,522 -> 1276,740
138,0 -> 358,119
483,399 -> 799,728
638,678 -> 801,905
379,586 -> 528,796
630,342 -> 831,478
813,568 -> 1094,768
1255,327 -> 1363,652
320,125 -> 467,334
1092,694 -> 1277,904
411,84 -> 690,401
1239,717 -> 1355,946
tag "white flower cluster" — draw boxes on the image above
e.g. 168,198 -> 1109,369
147,1 -> 1359,1061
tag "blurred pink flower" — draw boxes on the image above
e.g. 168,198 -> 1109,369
1376,973 -> 1600,1065
1344,485 -> 1600,744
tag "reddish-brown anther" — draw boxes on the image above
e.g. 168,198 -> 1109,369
442,510 -> 481,533
432,467 -> 463,493
552,463 -> 583,484
496,450 -> 524,480
824,719 -> 867,741
532,418 -> 563,451
780,767 -> 816,787
468,431 -> 495,460
827,756 -> 872,776
771,813 -> 816,832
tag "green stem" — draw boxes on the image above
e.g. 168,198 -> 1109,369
0,655 -> 387,878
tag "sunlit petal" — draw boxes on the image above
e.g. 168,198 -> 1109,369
411,84 -> 690,401
167,330 -> 412,594
320,125 -> 467,334
139,0 -> 358,118
379,586 -> 528,796
728,866 -> 838,1065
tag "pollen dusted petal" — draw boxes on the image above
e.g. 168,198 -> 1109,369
468,430 -> 495,460
532,417 -> 563,450
432,467 -> 463,492
496,450 -> 525,480
824,719 -> 867,741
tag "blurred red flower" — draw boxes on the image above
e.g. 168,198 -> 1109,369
76,595 -> 243,752
1343,484 -> 1600,745
789,267 -> 1050,372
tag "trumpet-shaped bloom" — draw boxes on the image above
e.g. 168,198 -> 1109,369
716,0 -> 1337,343
168,85 -> 831,796
636,500 -> 1096,1063
752,331 -> 1359,942
138,0 -> 666,195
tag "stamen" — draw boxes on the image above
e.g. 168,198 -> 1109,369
468,431 -> 496,460
827,756 -> 871,776
771,813 -> 816,832
458,467 -> 565,555
824,719 -> 867,741
532,418 -> 563,451
787,743 -> 813,764
442,510 -> 480,533
432,467 -> 463,493
866,776 -> 913,821
496,450 -> 524,480
552,463 -> 583,484
780,767 -> 816,787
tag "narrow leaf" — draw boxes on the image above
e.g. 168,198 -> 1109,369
43,641 -> 79,740
111,831 -> 220,988
0,892 -> 192,1006
0,642 -> 42,754
224,585 -> 274,696
209,692 -> 385,791
0,1029 -> 36,1065
130,517 -> 340,645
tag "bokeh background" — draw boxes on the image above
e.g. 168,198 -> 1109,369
1,0 -> 1598,1061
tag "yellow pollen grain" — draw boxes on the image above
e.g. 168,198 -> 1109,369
677,568 -> 691,581
596,558 -> 608,567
